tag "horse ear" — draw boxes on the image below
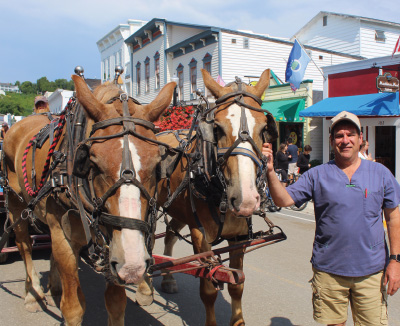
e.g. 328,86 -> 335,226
201,69 -> 224,98
71,75 -> 107,122
252,69 -> 271,98
142,82 -> 176,122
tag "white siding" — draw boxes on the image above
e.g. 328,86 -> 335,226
171,43 -> 219,102
360,22 -> 400,58
132,36 -> 165,104
220,32 -> 360,91
168,25 -> 205,46
296,15 -> 361,56
308,118 -> 324,162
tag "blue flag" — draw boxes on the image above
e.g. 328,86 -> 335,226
285,39 -> 310,91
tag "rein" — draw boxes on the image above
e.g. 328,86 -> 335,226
161,77 -> 274,246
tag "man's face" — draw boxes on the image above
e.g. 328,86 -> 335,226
330,123 -> 362,162
35,101 -> 47,110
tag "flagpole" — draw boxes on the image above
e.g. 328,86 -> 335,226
295,38 -> 327,80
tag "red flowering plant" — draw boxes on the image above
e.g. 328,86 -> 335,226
158,105 -> 194,131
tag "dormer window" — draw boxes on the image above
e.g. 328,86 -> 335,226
375,30 -> 386,42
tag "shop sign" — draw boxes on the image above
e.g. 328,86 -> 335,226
376,73 -> 399,93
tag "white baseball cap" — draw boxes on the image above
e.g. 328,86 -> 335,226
331,111 -> 361,133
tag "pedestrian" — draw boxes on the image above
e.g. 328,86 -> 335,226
34,96 -> 50,113
359,140 -> 373,161
297,145 -> 312,174
0,122 -> 9,151
0,122 -> 9,141
286,137 -> 299,181
275,143 -> 289,186
262,111 -> 400,326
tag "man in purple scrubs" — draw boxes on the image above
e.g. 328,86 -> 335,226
263,111 -> 400,326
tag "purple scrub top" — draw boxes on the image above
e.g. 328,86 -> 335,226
287,159 -> 400,277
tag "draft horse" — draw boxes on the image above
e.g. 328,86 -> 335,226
156,69 -> 278,325
2,75 -> 175,325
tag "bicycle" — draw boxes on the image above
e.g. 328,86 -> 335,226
264,185 -> 281,212
286,172 -> 309,211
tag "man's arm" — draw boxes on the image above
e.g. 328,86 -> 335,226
263,143 -> 295,207
384,206 -> 400,296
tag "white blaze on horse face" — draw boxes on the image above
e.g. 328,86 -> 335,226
114,139 -> 149,284
227,104 -> 260,216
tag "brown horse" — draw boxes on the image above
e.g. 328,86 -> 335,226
2,75 -> 175,325
156,69 -> 277,326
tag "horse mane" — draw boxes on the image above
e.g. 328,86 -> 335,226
92,82 -> 122,104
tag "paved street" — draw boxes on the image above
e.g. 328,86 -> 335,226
0,203 -> 399,325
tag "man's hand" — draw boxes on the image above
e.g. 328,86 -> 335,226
384,260 -> 400,296
262,143 -> 274,173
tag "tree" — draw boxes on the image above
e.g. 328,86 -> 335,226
37,77 -> 54,93
0,93 -> 35,116
20,81 -> 37,94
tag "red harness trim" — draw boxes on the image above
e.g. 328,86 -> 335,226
21,99 -> 73,197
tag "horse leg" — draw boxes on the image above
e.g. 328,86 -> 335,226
135,273 -> 154,306
105,282 -> 127,326
191,228 -> 218,326
46,209 -> 85,326
161,218 -> 186,294
8,196 -> 46,312
227,243 -> 245,326
46,252 -> 62,307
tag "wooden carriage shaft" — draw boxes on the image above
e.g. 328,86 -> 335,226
152,254 -> 245,284
150,232 -> 286,285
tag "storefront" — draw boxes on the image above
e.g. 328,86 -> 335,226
262,80 -> 313,154
299,55 -> 400,181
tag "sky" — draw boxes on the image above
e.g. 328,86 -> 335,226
1,0 -> 400,84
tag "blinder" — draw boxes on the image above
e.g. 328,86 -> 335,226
72,143 -> 91,178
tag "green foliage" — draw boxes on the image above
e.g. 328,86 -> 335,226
2,76 -> 75,116
19,77 -> 75,94
310,159 -> 322,168
20,81 -> 37,94
0,93 -> 35,116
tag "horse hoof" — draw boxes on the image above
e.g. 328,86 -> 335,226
135,291 -> 154,306
45,294 -> 61,307
161,279 -> 178,294
24,300 -> 45,313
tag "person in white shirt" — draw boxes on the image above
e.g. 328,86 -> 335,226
359,140 -> 373,161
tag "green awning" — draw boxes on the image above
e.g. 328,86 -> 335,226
262,98 -> 306,122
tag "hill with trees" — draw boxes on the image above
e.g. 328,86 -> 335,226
0,77 -> 75,116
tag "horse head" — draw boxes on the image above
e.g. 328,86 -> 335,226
72,75 -> 175,284
201,69 -> 277,218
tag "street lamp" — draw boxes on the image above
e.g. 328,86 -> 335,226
171,73 -> 179,107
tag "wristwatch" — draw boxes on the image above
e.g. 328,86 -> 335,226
389,254 -> 400,262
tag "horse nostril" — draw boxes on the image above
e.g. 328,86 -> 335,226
110,261 -> 118,273
231,197 -> 240,211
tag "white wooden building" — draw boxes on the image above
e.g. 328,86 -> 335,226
292,11 -> 400,59
97,19 -> 147,95
123,18 -> 363,105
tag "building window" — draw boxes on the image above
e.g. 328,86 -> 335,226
231,38 -> 237,44
375,30 -> 386,42
136,61 -> 141,95
243,37 -> 249,49
106,57 -> 111,80
144,56 -> 150,93
189,58 -> 197,100
177,64 -> 184,101
154,52 -> 160,90
102,60 -> 106,81
202,53 -> 212,97
202,53 -> 212,73
323,16 -> 327,26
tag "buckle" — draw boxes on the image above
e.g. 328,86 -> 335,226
120,93 -> 128,101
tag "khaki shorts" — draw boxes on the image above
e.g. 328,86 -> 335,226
288,163 -> 298,175
310,268 -> 388,325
